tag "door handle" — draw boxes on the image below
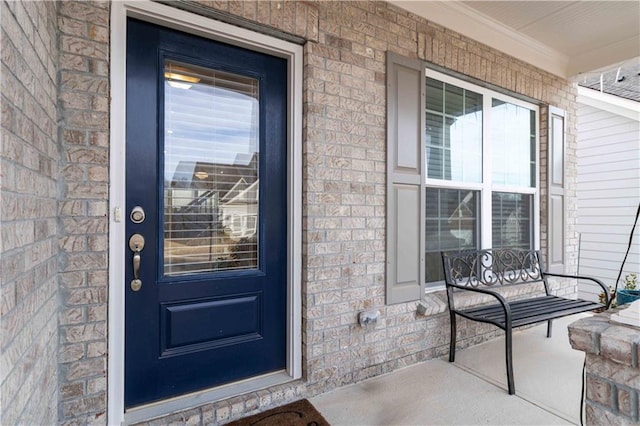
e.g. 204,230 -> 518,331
133,251 -> 141,279
129,234 -> 145,291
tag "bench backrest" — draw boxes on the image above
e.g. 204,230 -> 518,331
442,248 -> 549,293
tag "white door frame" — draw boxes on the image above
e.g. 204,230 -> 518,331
109,2 -> 302,423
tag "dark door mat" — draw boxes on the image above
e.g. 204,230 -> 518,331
227,399 -> 330,426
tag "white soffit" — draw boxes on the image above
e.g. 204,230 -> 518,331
389,1 -> 640,79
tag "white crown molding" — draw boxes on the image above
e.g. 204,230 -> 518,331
577,86 -> 640,122
389,0 -> 571,78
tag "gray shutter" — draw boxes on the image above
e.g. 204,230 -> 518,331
386,52 -> 425,304
547,106 -> 566,273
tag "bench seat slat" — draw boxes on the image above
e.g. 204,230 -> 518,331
458,295 -> 602,328
467,296 -> 593,319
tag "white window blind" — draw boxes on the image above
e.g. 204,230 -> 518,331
163,60 -> 260,276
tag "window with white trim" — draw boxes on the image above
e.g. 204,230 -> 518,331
424,69 -> 540,290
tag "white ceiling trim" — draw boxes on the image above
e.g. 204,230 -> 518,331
389,0 -> 570,78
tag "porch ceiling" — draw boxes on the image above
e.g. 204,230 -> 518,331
389,1 -> 640,79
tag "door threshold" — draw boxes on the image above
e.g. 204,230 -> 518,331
123,371 -> 292,424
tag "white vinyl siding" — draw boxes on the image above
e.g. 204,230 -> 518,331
576,103 -> 640,301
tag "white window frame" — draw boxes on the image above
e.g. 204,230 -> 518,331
424,68 -> 540,292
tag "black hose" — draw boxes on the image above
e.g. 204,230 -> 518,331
580,355 -> 586,426
581,203 -> 638,424
613,203 -> 640,295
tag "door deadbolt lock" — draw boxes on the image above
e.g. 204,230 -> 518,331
129,234 -> 145,252
130,206 -> 146,224
129,234 -> 145,291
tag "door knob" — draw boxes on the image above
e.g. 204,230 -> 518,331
129,234 -> 145,291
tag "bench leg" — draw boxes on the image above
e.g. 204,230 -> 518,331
546,320 -> 553,338
449,311 -> 457,363
505,328 -> 515,395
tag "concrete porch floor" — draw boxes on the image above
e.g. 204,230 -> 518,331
311,314 -> 589,425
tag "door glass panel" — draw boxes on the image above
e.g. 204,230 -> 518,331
163,60 -> 259,276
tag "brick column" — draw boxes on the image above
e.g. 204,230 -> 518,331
568,312 -> 640,423
57,1 -> 110,423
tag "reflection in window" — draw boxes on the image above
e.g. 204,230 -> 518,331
425,189 -> 479,283
492,99 -> 536,187
424,72 -> 539,287
492,192 -> 532,250
163,60 -> 259,276
426,78 -> 482,183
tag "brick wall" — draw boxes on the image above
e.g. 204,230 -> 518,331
1,0 -> 60,424
128,2 -> 580,423
302,0 -> 579,393
56,1 -> 111,424
416,19 -> 580,274
2,1 -> 581,424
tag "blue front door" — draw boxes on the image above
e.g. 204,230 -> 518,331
125,19 -> 287,408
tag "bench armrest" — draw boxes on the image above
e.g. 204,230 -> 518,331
447,283 -> 513,326
544,272 -> 611,309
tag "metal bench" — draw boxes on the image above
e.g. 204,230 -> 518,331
442,248 -> 611,395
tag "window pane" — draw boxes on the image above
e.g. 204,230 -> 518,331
427,147 -> 444,180
426,113 -> 444,147
491,192 -> 532,249
425,78 -> 482,183
426,113 -> 444,180
492,99 -> 536,187
445,84 -> 464,117
425,188 -> 479,283
465,90 -> 482,115
447,116 -> 482,182
163,60 -> 259,276
426,77 -> 443,113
